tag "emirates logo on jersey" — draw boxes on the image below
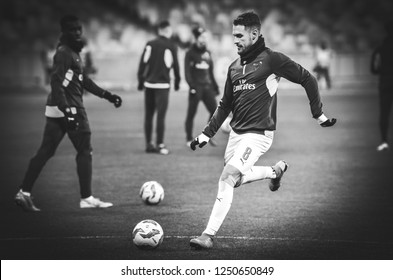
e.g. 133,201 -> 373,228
233,79 -> 256,92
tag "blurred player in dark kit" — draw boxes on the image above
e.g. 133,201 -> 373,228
14,15 -> 122,211
189,11 -> 337,249
371,20 -> 393,152
184,26 -> 219,147
137,20 -> 181,155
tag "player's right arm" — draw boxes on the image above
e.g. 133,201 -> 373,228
171,44 -> 181,91
203,71 -> 233,137
137,44 -> 149,91
208,52 -> 220,96
50,49 -> 72,110
184,50 -> 197,93
191,70 -> 232,150
190,73 -> 232,150
49,49 -> 79,130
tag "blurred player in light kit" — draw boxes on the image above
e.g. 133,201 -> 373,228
189,11 -> 337,249
14,15 -> 122,211
313,41 -> 332,89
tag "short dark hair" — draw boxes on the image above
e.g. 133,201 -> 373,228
60,15 -> 80,32
192,26 -> 206,38
158,20 -> 170,30
233,11 -> 261,31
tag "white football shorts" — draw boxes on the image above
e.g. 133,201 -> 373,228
224,130 -> 274,173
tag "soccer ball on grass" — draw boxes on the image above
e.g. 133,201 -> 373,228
140,181 -> 164,205
132,219 -> 164,250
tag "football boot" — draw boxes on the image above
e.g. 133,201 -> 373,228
269,160 -> 288,191
190,233 -> 214,249
80,196 -> 113,208
14,190 -> 40,212
157,144 -> 169,155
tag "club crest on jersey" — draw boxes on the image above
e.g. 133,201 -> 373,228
195,61 -> 210,69
233,79 -> 256,92
201,52 -> 210,60
253,61 -> 263,70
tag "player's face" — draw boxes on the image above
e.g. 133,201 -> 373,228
233,25 -> 253,55
64,21 -> 83,42
159,26 -> 173,39
196,32 -> 207,49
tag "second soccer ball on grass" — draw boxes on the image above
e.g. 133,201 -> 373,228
139,181 -> 164,205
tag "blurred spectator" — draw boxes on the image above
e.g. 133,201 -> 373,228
184,26 -> 219,147
371,20 -> 393,152
313,41 -> 332,89
137,20 -> 181,155
82,39 -> 97,79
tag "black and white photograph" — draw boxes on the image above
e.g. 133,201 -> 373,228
1,0 -> 392,278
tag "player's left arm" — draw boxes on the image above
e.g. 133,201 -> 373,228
271,51 -> 336,127
83,76 -> 122,108
172,45 -> 181,91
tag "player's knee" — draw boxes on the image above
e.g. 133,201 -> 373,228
77,147 -> 93,158
220,164 -> 242,187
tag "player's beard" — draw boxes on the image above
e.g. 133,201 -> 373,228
59,34 -> 85,53
239,36 -> 266,64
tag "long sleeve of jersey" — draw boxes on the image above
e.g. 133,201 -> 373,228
184,51 -> 196,89
83,75 -> 105,98
270,51 -> 323,119
209,58 -> 219,91
50,51 -> 72,108
202,72 -> 233,137
172,46 -> 181,88
137,45 -> 147,86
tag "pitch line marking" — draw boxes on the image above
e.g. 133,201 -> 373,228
0,235 -> 392,246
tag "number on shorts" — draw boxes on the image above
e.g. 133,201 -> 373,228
242,147 -> 252,160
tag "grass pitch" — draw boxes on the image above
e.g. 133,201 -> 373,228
0,86 -> 392,260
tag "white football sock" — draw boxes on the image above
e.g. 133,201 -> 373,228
203,180 -> 234,236
242,166 -> 275,185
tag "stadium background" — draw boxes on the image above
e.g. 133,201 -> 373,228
0,0 -> 391,89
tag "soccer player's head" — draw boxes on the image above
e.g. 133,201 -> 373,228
60,15 -> 82,41
59,15 -> 84,52
232,11 -> 261,54
192,26 -> 207,50
157,20 -> 173,39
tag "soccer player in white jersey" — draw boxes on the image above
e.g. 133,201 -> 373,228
189,11 -> 337,249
